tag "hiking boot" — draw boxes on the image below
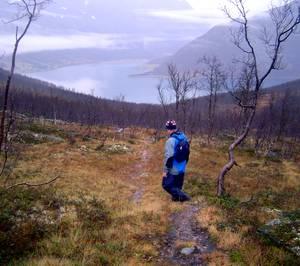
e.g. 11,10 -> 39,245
172,197 -> 180,202
179,195 -> 191,202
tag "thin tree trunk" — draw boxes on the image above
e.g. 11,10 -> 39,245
0,2 -> 36,151
207,91 -> 213,144
0,47 -> 17,151
217,107 -> 256,196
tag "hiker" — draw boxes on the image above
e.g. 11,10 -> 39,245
162,120 -> 191,202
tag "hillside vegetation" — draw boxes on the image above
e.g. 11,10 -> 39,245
1,67 -> 300,137
0,119 -> 299,265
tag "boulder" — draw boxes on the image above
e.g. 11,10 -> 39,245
180,247 -> 196,256
258,210 -> 300,256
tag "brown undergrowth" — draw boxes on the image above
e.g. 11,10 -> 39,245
0,122 -> 181,265
186,138 -> 300,265
1,121 -> 299,265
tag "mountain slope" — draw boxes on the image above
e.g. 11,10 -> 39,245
154,2 -> 300,86
0,0 -> 206,73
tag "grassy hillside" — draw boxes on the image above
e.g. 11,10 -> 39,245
0,119 -> 299,265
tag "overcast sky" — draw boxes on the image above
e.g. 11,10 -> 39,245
187,0 -> 282,13
150,0 -> 284,24
0,0 -> 285,54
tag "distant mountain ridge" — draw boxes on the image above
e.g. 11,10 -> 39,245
0,0 -> 206,73
1,66 -> 299,134
154,1 -> 300,87
1,67 -> 299,104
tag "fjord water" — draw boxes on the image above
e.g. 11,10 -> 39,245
28,60 -> 161,103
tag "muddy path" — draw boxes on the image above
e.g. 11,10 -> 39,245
130,148 -> 150,204
129,142 -> 215,265
159,204 -> 215,265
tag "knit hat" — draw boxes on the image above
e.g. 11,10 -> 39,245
165,120 -> 177,130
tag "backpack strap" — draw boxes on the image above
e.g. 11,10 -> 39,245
170,131 -> 184,141
171,135 -> 180,141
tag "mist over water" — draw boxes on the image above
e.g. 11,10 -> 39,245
2,0 -> 298,103
28,60 -> 161,103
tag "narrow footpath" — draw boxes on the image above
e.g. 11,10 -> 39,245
127,141 -> 215,265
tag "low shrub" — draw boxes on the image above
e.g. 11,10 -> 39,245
74,196 -> 111,231
18,122 -> 66,139
0,187 -> 64,264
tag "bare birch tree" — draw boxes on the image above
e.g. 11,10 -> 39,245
217,0 -> 300,196
157,80 -> 169,119
167,64 -> 182,122
0,0 -> 51,152
200,56 -> 226,144
157,63 -> 196,131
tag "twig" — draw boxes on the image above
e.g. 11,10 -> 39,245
6,175 -> 60,189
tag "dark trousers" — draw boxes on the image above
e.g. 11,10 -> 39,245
162,173 -> 189,201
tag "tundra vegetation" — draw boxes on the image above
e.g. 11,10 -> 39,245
0,119 -> 299,265
0,0 -> 300,265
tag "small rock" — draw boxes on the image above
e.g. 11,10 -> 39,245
266,151 -> 280,158
180,247 -> 195,256
262,207 -> 283,215
80,145 -> 88,152
266,219 -> 282,226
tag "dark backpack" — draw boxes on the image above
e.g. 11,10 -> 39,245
172,135 -> 190,163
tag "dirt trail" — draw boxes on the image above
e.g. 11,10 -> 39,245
160,205 -> 215,265
130,144 -> 215,265
131,148 -> 150,204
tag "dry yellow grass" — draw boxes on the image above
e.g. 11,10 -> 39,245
205,251 -> 231,266
28,257 -> 74,266
188,137 -> 300,265
1,124 -> 174,265
197,206 -> 223,228
2,122 -> 299,265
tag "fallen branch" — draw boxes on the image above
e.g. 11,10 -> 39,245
6,175 -> 60,190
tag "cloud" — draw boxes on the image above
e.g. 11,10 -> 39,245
145,0 -> 285,25
0,33 -> 131,54
142,9 -> 226,25
186,0 -> 280,15
0,31 -> 201,55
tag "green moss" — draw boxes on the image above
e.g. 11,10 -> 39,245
209,194 -> 240,210
229,250 -> 245,265
74,196 -> 111,232
17,122 -> 67,139
185,175 -> 215,197
258,210 -> 300,257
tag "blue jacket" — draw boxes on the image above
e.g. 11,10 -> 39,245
163,131 -> 189,175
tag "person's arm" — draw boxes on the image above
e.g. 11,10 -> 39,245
163,138 -> 175,176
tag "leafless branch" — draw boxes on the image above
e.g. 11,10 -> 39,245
0,0 -> 51,152
6,175 -> 60,190
229,91 -> 255,109
217,0 -> 300,196
157,80 -> 169,118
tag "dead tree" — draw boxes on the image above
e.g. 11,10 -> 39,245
179,71 -> 197,132
254,93 -> 276,155
217,0 -> 300,196
276,89 -> 292,143
157,80 -> 169,119
158,64 -> 196,131
167,64 -> 183,122
200,56 -> 226,144
0,0 -> 50,152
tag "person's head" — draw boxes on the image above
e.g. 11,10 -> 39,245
165,120 -> 177,134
